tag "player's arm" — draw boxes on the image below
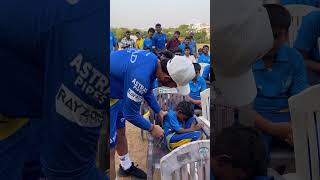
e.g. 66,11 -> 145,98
144,87 -> 160,114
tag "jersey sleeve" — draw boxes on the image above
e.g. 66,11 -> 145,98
144,87 -> 161,113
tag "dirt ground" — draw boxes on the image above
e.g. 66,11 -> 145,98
115,122 -> 149,180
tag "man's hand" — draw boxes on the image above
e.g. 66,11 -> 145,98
192,122 -> 203,131
157,110 -> 167,125
150,124 -> 164,138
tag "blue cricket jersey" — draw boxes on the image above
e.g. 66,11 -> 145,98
189,76 -> 207,100
152,33 -> 166,50
40,0 -> 108,179
198,54 -> 211,64
110,49 -> 161,131
202,65 -> 210,81
163,111 -> 182,137
143,37 -> 153,50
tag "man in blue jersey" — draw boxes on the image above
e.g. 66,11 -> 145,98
198,45 -> 210,64
152,23 -> 167,50
294,11 -> 320,85
110,31 -> 118,52
110,49 -> 196,180
40,1 -> 108,180
1,1 -> 108,180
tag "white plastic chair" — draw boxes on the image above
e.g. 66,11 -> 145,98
200,88 -> 210,122
283,84 -> 320,180
160,140 -> 210,180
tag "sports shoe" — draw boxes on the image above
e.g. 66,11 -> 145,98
118,162 -> 147,179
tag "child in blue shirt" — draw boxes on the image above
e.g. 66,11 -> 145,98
163,101 -> 203,151
252,4 -> 308,154
189,63 -> 207,108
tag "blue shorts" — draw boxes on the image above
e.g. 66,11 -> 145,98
110,100 -> 125,149
0,122 -> 31,180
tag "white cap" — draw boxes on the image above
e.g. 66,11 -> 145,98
167,56 -> 196,95
213,0 -> 273,106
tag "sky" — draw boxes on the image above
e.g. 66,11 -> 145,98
110,0 -> 210,29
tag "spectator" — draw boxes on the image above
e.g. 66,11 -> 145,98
110,31 -> 118,52
178,36 -> 192,55
152,23 -> 167,50
135,32 -> 144,49
173,48 -> 183,56
294,11 -> 320,85
202,64 -> 211,83
166,31 -> 181,52
121,31 -> 135,49
198,48 -> 203,56
189,31 -> 198,57
281,0 -> 320,7
212,126 -> 271,180
188,63 -> 207,109
184,46 -> 197,63
143,27 -> 155,51
163,101 -> 203,151
198,45 -> 210,64
253,4 -> 308,154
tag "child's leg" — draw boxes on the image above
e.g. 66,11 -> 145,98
168,131 -> 203,150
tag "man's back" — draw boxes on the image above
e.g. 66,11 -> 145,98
41,1 -> 108,179
110,49 -> 158,100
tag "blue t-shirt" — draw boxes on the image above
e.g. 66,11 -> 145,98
110,31 -> 117,52
202,65 -> 210,81
152,32 -> 166,50
281,0 -> 319,6
143,37 -> 153,50
253,45 -> 308,113
189,76 -> 207,100
198,54 -> 210,64
41,1 -> 108,179
178,43 -> 194,55
163,110 -> 183,137
294,11 -> 320,84
110,49 -> 161,131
